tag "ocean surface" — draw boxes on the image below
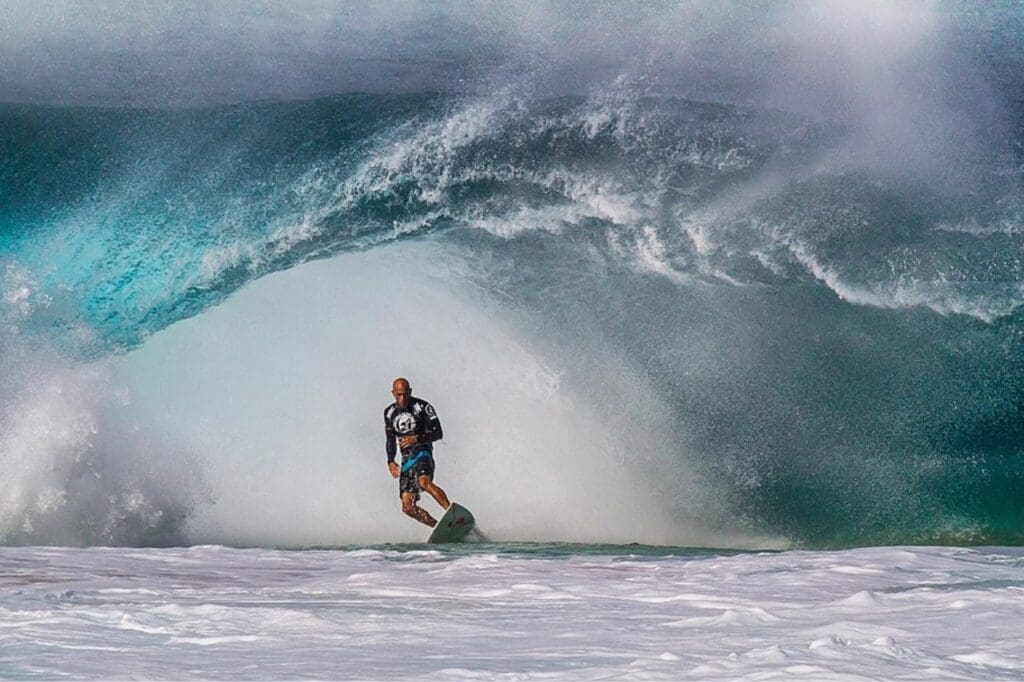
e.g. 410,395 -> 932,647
1,1 -> 1023,678
2,543 -> 1023,679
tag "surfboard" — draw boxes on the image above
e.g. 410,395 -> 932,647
427,502 -> 475,543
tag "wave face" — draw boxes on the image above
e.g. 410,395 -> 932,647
2,3 -> 1024,548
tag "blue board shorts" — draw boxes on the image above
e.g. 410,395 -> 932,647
399,450 -> 435,500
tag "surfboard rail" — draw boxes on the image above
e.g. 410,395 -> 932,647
427,502 -> 475,543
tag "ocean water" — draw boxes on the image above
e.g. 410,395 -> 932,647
2,1 -> 1024,678
2,543 -> 1023,679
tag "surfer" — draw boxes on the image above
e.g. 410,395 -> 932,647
384,377 -> 451,527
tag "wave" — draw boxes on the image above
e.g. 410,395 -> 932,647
1,88 -> 1023,548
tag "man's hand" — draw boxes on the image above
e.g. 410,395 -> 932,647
388,462 -> 400,479
398,434 -> 418,450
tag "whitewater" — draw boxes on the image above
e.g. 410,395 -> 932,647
2,544 -> 1023,679
3,1 -> 1024,678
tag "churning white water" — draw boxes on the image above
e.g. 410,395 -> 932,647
0,544 -> 1021,680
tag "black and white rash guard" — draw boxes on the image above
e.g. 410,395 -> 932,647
384,397 -> 444,464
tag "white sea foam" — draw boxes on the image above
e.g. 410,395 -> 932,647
0,544 -> 1020,679
0,263 -> 201,546
786,239 -> 1024,322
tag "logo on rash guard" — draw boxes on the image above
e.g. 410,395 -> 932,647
394,413 -> 418,434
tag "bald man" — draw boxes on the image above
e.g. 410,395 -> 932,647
384,377 -> 451,527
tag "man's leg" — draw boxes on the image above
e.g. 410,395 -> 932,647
401,491 -> 437,527
417,475 -> 451,511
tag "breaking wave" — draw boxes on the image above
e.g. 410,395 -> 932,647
1,4 -> 1023,548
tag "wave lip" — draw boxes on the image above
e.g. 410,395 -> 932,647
5,91 -> 1023,358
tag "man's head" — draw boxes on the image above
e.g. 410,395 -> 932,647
392,377 -> 412,408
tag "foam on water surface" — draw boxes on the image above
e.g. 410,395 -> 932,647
0,544 -> 1021,679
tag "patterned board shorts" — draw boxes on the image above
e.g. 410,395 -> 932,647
399,451 -> 435,500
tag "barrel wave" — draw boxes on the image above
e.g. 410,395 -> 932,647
1,3 -> 1023,549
